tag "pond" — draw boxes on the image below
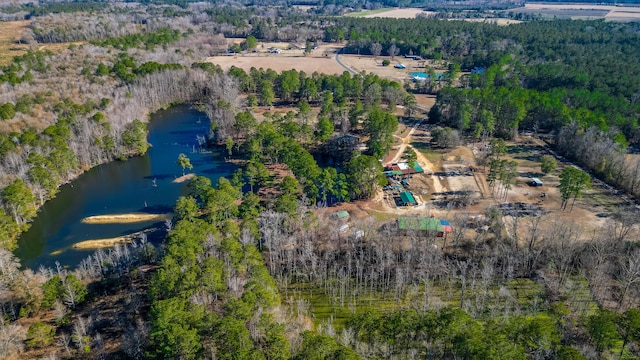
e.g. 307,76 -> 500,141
15,104 -> 235,269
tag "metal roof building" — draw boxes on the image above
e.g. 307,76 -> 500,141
399,192 -> 417,206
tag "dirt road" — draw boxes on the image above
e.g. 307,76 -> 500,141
387,119 -> 425,164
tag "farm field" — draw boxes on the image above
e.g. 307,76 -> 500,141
345,7 -> 518,23
206,42 -> 346,74
207,42 -> 437,84
514,3 -> 640,21
347,7 -> 435,18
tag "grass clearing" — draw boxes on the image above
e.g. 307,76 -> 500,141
411,141 -> 443,163
0,20 -> 30,66
367,210 -> 397,222
285,277 -> 546,331
0,20 -> 84,66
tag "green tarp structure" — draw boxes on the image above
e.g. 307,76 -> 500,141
413,163 -> 424,173
398,217 -> 444,232
399,191 -> 416,205
335,210 -> 350,219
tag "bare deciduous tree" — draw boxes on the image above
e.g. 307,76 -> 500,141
0,318 -> 26,358
370,42 -> 382,59
0,249 -> 20,290
617,248 -> 640,311
387,43 -> 399,60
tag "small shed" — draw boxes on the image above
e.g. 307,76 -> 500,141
399,191 -> 417,206
334,210 -> 350,220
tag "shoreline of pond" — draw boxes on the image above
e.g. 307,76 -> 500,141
15,104 -> 234,269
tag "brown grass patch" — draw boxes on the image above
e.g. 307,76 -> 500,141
0,19 -> 84,66
207,43 -> 346,74
415,94 -> 436,108
72,236 -> 133,249
0,20 -> 30,65
360,8 -> 434,19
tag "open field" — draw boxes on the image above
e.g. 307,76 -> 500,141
345,7 -> 517,23
206,42 -> 346,74
347,8 -> 435,19
81,213 -> 170,224
0,20 -> 30,65
513,3 -> 640,21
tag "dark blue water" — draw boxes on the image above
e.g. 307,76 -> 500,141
15,105 -> 235,269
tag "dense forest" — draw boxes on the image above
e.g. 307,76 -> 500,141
0,1 -> 639,359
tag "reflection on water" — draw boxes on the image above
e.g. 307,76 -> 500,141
15,105 -> 234,269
